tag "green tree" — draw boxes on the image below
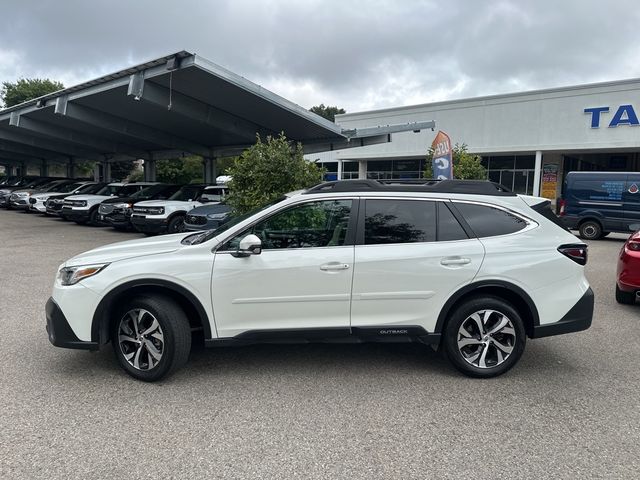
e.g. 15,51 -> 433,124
226,133 -> 323,214
424,143 -> 486,180
1,78 -> 64,108
110,160 -> 136,181
156,156 -> 204,184
309,104 -> 346,122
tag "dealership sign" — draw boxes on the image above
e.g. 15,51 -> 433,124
431,131 -> 453,179
584,104 -> 640,128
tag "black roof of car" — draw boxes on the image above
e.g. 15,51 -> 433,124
303,179 -> 516,196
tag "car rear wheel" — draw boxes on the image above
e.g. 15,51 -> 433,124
578,220 -> 603,240
443,296 -> 526,378
111,295 -> 191,381
615,285 -> 636,305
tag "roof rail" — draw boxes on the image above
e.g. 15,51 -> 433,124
303,179 -> 515,196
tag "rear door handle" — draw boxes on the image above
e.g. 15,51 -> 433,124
440,257 -> 471,266
320,262 -> 350,271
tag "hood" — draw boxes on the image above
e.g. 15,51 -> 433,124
188,204 -> 232,216
135,199 -> 202,210
65,194 -> 112,202
102,196 -> 137,205
65,233 -> 189,267
33,192 -> 68,200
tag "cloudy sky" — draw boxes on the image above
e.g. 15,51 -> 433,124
1,0 -> 638,114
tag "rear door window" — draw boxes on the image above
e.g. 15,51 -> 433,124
364,199 -> 436,244
453,202 -> 527,238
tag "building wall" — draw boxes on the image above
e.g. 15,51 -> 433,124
308,78 -> 640,162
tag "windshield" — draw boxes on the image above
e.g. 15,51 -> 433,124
78,183 -> 104,194
58,182 -> 84,193
96,184 -> 122,196
131,184 -> 177,199
182,197 -> 285,245
170,185 -> 204,201
47,181 -> 77,193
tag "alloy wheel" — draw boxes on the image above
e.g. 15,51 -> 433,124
118,308 -> 165,371
456,309 -> 516,369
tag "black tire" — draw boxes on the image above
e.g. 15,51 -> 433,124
615,284 -> 636,305
167,214 -> 186,234
88,207 -> 100,226
111,295 -> 191,382
578,220 -> 603,240
443,295 -> 526,378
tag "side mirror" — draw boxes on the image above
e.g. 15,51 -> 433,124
232,234 -> 262,257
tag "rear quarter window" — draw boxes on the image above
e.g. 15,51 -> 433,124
453,202 -> 527,238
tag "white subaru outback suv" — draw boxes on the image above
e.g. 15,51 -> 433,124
46,180 -> 593,381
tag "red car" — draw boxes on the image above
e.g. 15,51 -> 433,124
616,230 -> 640,304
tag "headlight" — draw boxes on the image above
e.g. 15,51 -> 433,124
115,202 -> 133,209
58,263 -> 109,286
206,213 -> 227,220
147,207 -> 164,215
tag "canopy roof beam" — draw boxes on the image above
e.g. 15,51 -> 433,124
54,97 -> 213,158
9,112 -> 148,160
127,73 -> 273,142
0,127 -> 106,162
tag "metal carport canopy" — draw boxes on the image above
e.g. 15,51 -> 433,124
0,50 -> 435,180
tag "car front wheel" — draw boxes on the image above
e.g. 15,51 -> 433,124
443,296 -> 526,378
111,295 -> 192,381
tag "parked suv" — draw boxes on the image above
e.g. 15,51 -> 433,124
28,181 -> 98,213
46,179 -> 594,382
9,179 -> 78,210
61,182 -> 157,225
98,184 -> 181,230
0,177 -> 53,208
560,171 -> 640,239
130,184 -> 228,235
45,183 -> 107,217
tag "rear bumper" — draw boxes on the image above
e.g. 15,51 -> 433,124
531,287 -> 594,338
45,297 -> 98,350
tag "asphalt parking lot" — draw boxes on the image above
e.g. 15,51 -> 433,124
1,209 -> 639,479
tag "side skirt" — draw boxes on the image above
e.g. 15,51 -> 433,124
204,326 -> 441,348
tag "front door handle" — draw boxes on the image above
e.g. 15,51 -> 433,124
320,262 -> 350,271
440,257 -> 471,266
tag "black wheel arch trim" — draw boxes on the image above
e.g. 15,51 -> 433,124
435,280 -> 540,334
91,279 -> 213,344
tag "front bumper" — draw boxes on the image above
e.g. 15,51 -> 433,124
130,215 -> 168,234
10,198 -> 29,208
102,213 -> 131,229
61,207 -> 90,222
531,287 -> 594,338
45,297 -> 98,350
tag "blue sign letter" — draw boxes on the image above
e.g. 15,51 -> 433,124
609,105 -> 640,127
584,107 -> 609,128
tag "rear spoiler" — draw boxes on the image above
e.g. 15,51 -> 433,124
519,195 -> 568,231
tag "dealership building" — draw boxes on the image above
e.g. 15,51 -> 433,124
309,78 -> 640,201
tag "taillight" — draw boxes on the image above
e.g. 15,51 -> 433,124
627,240 -> 640,251
558,244 -> 588,265
558,199 -> 566,216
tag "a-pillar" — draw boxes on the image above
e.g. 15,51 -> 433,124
358,159 -> 367,179
203,157 -> 217,184
144,158 -> 157,182
533,150 -> 543,196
